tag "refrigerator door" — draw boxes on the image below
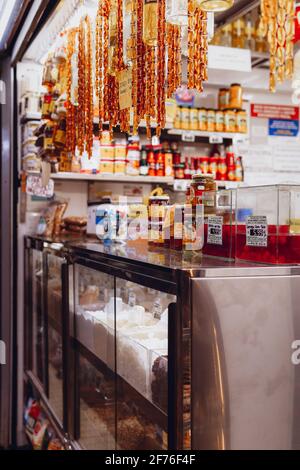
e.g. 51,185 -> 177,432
192,274 -> 300,450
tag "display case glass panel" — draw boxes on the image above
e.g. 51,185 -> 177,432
115,279 -> 175,450
46,254 -> 64,423
74,264 -> 116,450
30,249 -> 46,385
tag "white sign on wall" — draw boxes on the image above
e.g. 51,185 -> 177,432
208,45 -> 252,73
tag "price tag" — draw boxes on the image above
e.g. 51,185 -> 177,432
209,134 -> 223,144
246,216 -> 268,247
207,216 -> 223,245
182,131 -> 195,143
118,67 -> 132,110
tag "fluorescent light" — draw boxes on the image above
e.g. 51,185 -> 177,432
0,0 -> 17,44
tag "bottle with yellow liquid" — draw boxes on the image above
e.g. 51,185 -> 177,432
143,0 -> 158,46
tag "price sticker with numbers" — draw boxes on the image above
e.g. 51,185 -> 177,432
207,216 -> 223,245
246,216 -> 268,247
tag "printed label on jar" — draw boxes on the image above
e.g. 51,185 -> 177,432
207,216 -> 223,245
246,216 -> 268,247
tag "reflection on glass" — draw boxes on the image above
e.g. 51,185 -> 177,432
75,265 -> 116,450
47,254 -> 63,423
116,280 -> 175,450
31,250 -> 45,384
78,355 -> 115,450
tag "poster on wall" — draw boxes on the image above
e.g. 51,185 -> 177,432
251,104 -> 299,120
269,119 -> 299,137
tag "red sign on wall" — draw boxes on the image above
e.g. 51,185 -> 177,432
251,104 -> 299,120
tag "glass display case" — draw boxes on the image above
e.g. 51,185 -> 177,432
236,185 -> 300,264
202,189 -> 236,260
25,246 -> 46,386
71,261 -> 176,450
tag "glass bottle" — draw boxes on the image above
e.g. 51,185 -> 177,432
232,19 -> 245,49
245,13 -> 254,50
255,14 -> 267,53
166,0 -> 188,26
220,24 -> 232,47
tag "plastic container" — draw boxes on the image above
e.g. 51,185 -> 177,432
203,189 -> 236,260
236,185 -> 300,265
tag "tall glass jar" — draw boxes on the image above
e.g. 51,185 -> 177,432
166,0 -> 188,26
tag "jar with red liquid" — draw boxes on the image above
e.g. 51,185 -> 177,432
184,157 -> 192,179
202,189 -> 236,260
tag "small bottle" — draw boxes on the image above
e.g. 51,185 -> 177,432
140,146 -> 149,176
235,156 -> 244,182
245,13 -> 254,50
128,289 -> 136,307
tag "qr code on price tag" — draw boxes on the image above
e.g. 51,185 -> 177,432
207,216 -> 223,245
246,216 -> 268,247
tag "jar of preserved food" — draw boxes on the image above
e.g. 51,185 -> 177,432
148,194 -> 170,245
174,163 -> 185,179
207,109 -> 216,132
215,110 -> 225,132
126,144 -> 140,176
181,107 -> 191,130
236,109 -> 248,134
198,108 -> 207,131
224,109 -> 237,133
190,173 -> 216,215
174,106 -> 182,129
229,83 -> 243,109
218,88 -> 230,110
190,108 -> 199,130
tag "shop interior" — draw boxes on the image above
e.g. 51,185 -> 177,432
1,0 -> 300,451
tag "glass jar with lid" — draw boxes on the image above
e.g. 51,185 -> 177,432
190,173 -> 216,215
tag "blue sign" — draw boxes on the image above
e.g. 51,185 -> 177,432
269,118 -> 299,137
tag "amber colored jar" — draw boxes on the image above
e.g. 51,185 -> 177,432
236,109 -> 248,133
232,19 -> 245,49
215,110 -> 225,132
198,108 -> 207,131
44,122 -> 55,150
171,205 -> 185,251
190,173 -> 216,205
218,88 -> 230,110
181,107 -> 191,130
229,83 -> 243,109
190,108 -> 199,130
207,109 -> 216,132
224,109 -> 237,133
148,195 -> 170,246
